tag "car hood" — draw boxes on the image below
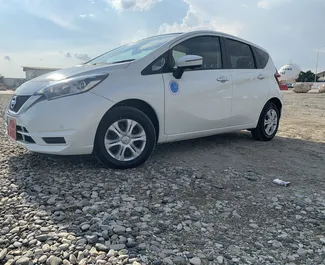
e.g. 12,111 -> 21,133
15,63 -> 130,95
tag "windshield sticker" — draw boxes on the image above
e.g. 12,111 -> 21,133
169,81 -> 179,95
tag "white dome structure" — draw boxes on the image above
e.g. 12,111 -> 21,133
278,63 -> 301,82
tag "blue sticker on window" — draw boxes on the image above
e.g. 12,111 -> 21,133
169,81 -> 179,95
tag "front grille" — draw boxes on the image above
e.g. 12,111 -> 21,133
9,95 -> 31,113
16,125 -> 35,144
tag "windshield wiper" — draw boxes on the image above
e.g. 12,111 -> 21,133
110,59 -> 135,64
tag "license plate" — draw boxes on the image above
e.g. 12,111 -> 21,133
7,118 -> 16,140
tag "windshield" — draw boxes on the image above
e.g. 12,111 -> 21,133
87,33 -> 181,65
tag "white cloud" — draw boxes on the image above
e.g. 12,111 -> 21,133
74,53 -> 91,61
79,13 -> 95,18
258,0 -> 292,9
158,9 -> 243,36
106,0 -> 160,11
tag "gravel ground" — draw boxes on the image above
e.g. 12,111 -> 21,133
0,91 -> 325,265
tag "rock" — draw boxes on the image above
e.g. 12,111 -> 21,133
47,197 -> 56,205
110,244 -> 126,251
13,242 -> 22,248
293,83 -> 311,93
249,223 -> 259,229
297,248 -> 307,256
173,256 -> 185,263
42,244 -> 51,252
69,254 -> 77,264
217,256 -> 224,264
76,238 -> 87,246
318,85 -> 325,93
46,256 -> 63,265
95,243 -> 109,252
189,257 -> 202,265
36,234 -> 49,242
272,240 -> 283,248
112,225 -> 126,234
85,235 -> 98,244
80,224 -> 90,231
39,255 -> 48,263
137,243 -> 146,250
58,244 -> 69,251
15,257 -> 30,265
227,245 -> 241,255
62,260 -> 71,265
0,248 -> 8,260
162,257 -> 173,265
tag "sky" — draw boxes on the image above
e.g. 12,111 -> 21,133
1,0 -> 325,77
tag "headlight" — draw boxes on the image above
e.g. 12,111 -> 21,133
35,74 -> 108,100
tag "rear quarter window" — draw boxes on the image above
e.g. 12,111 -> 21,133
253,46 -> 269,69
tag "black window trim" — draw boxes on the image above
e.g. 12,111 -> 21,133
141,34 -> 225,75
223,37 -> 257,70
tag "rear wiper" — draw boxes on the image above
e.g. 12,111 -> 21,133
110,59 -> 135,64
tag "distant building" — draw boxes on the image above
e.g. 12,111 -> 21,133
316,70 -> 325,81
2,77 -> 26,89
22,66 -> 61,80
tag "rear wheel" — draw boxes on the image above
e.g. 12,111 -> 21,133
94,106 -> 156,169
251,102 -> 280,141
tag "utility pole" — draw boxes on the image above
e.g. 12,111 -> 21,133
315,46 -> 325,83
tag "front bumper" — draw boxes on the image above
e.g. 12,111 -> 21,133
4,92 -> 115,155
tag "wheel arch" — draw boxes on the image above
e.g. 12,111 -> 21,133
267,97 -> 283,117
110,98 -> 160,141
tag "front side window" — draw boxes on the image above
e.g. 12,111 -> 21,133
225,38 -> 256,69
170,36 -> 223,70
87,33 -> 181,65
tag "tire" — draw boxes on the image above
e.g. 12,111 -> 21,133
94,106 -> 156,169
251,102 -> 280,141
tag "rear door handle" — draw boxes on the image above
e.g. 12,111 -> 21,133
217,77 -> 229,83
257,74 -> 265,80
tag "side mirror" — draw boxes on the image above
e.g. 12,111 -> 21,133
173,55 -> 203,79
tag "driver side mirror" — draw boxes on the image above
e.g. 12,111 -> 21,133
173,55 -> 203,79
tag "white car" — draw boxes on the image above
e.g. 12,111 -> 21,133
5,30 -> 283,169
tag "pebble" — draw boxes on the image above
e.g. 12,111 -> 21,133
15,257 -> 30,265
46,256 -> 63,265
95,243 -> 109,252
189,257 -> 202,265
217,255 -> 224,264
39,255 -> 48,263
0,248 -> 8,260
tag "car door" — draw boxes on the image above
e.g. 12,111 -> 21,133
162,35 -> 233,135
224,38 -> 270,126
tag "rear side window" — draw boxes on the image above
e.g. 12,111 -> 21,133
252,46 -> 269,69
225,38 -> 255,69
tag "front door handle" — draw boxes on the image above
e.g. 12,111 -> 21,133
217,77 -> 229,83
257,74 -> 265,80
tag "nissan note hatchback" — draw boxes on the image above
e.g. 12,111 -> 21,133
5,30 -> 283,169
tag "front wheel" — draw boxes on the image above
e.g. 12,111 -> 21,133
251,102 -> 280,141
94,106 -> 156,169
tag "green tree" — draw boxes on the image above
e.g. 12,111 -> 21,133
0,74 -> 3,83
296,70 -> 319,82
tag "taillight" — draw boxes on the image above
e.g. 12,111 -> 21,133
275,70 -> 281,88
